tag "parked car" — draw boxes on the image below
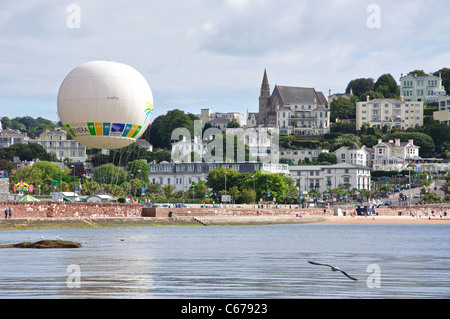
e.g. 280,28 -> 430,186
384,200 -> 392,206
414,194 -> 420,198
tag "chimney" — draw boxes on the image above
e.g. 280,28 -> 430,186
366,95 -> 370,102
395,139 -> 400,146
377,139 -> 382,144
329,89 -> 331,97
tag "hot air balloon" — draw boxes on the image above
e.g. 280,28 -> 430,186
57,61 -> 153,149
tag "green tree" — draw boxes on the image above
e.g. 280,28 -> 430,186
345,78 -> 374,99
126,160 -> 149,183
242,170 -> 294,203
433,68 -> 450,95
328,134 -> 361,152
0,143 -> 57,162
329,97 -> 356,122
163,184 -> 175,199
206,167 -> 240,196
316,152 -> 337,165
408,70 -> 427,77
228,185 -> 240,203
374,74 -> 400,98
9,161 -> 65,195
149,109 -> 200,149
241,188 -> 256,204
226,121 -> 240,128
419,122 -> 450,154
92,163 -> 126,185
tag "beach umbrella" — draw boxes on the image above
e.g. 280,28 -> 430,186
18,195 -> 40,202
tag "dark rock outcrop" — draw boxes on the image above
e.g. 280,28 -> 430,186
0,240 -> 82,248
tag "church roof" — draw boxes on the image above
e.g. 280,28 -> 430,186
275,85 -> 328,107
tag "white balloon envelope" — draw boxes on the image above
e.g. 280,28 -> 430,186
57,60 -> 153,149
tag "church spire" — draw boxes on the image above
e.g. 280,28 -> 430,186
260,68 -> 270,98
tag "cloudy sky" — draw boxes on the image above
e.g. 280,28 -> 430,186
1,0 -> 450,123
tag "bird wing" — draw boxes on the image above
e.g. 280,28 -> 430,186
308,261 -> 333,268
338,269 -> 358,281
308,261 -> 358,281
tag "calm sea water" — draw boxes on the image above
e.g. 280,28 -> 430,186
0,224 -> 449,299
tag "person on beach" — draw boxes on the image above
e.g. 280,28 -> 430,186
4,208 -> 7,219
8,207 -> 12,219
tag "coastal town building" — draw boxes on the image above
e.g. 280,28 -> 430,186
334,143 -> 370,167
200,108 -> 242,129
279,148 -> 328,164
0,128 -> 29,148
372,139 -> 420,171
432,96 -> 450,125
328,88 -> 353,103
257,69 -> 330,135
355,97 -> 423,131
399,73 -> 446,103
148,161 -> 289,192
28,128 -> 87,162
289,162 -> 371,193
246,111 -> 259,128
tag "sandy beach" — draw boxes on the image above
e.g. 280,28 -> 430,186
319,215 -> 449,224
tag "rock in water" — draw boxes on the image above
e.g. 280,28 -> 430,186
0,240 -> 82,249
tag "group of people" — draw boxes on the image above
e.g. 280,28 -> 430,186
4,207 -> 12,219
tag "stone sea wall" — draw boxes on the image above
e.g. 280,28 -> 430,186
0,201 -> 143,219
0,178 -> 9,202
0,201 -> 445,219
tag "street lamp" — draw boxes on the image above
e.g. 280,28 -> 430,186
138,169 -> 142,203
224,171 -> 228,207
251,175 -> 256,208
70,165 -> 75,202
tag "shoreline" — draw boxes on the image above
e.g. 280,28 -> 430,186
0,215 -> 448,230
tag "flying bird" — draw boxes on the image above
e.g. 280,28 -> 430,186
308,261 -> 358,281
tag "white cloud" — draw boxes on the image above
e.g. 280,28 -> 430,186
0,0 -> 450,121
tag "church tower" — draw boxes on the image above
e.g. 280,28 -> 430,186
258,69 -> 271,125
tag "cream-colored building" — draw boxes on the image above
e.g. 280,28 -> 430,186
356,97 -> 423,131
432,96 -> 450,125
201,108 -> 242,129
28,128 -> 87,162
372,139 -> 420,171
